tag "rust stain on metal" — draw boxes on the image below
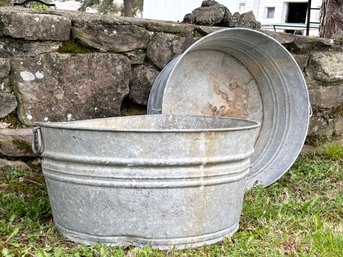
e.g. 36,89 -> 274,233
209,71 -> 249,118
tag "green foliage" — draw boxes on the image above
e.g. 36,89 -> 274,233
31,3 -> 53,12
323,143 -> 343,161
79,0 -> 143,16
0,155 -> 342,256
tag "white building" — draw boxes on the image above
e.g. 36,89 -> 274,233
143,0 -> 240,22
143,0 -> 321,35
239,0 -> 322,35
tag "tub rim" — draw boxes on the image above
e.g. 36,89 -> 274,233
34,114 -> 260,133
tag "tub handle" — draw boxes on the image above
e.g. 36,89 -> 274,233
32,127 -> 44,154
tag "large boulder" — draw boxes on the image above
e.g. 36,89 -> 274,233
0,58 -> 11,93
147,32 -> 194,69
308,115 -> 335,139
0,37 -> 62,58
0,128 -> 34,157
0,9 -> 71,41
0,159 -> 30,170
183,0 -> 231,26
0,0 -> 11,7
309,86 -> 343,109
307,51 -> 343,83
124,49 -> 146,65
0,93 -> 17,118
183,1 -> 260,29
129,65 -> 159,105
72,23 -> 150,52
11,53 -> 131,125
0,78 -> 11,93
0,58 -> 10,79
335,116 -> 343,136
233,11 -> 261,29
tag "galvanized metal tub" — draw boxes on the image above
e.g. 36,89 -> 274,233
147,28 -> 311,188
33,115 -> 259,249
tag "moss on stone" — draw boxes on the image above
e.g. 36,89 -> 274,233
57,41 -> 96,54
283,42 -> 301,54
334,37 -> 343,46
12,139 -> 32,154
0,114 -> 24,129
334,105 -> 343,115
305,134 -> 341,147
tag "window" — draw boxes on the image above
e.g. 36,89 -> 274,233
266,7 -> 275,19
239,3 -> 246,13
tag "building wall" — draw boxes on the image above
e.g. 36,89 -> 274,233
143,0 -> 240,21
239,0 -> 321,35
240,0 -> 321,23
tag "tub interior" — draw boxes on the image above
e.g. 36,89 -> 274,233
38,115 -> 259,131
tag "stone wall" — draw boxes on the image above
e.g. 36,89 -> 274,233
0,6 -> 342,164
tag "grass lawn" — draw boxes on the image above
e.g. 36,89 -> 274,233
0,148 -> 342,256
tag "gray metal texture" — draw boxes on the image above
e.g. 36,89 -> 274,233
33,115 -> 259,249
147,28 -> 311,188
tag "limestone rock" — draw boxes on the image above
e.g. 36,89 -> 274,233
0,10 -> 71,41
307,51 -> 343,83
0,0 -> 11,7
184,0 -> 231,26
0,159 -> 30,170
262,31 -> 297,45
0,93 -> 17,118
0,129 -> 34,157
229,12 -> 241,27
183,13 -> 193,23
183,2 -> 260,29
262,32 -> 334,54
0,37 -> 62,58
202,0 -> 219,7
11,53 -> 131,125
335,116 -> 343,136
309,86 -> 343,109
238,11 -> 261,29
143,21 -> 196,34
0,78 -> 11,93
196,26 -> 222,35
293,54 -> 310,71
300,145 -> 322,156
293,37 -> 334,53
124,50 -> 146,65
130,65 -> 159,105
0,58 -> 10,79
308,116 -> 334,138
229,11 -> 261,29
147,32 -> 194,69
72,24 -> 150,52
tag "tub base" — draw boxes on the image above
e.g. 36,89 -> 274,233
55,222 -> 239,250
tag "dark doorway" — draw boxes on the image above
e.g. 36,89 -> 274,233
285,2 -> 308,34
286,2 -> 308,23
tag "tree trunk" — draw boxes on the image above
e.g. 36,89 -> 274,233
319,0 -> 343,38
123,0 -> 132,17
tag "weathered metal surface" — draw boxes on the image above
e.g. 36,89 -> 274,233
34,115 -> 259,249
147,28 -> 311,188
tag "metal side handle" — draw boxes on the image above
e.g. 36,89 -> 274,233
32,126 -> 44,154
